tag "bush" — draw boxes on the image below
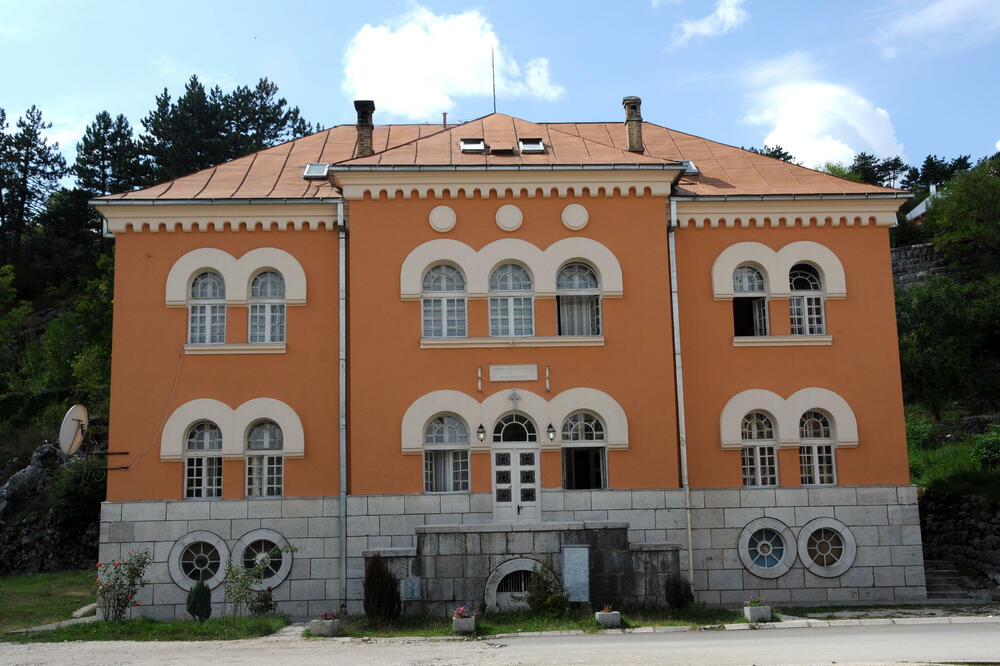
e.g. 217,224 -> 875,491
186,574 -> 212,622
248,587 -> 276,617
972,424 -> 1000,471
665,573 -> 694,609
524,564 -> 569,618
363,554 -> 401,626
49,458 -> 106,529
96,549 -> 152,622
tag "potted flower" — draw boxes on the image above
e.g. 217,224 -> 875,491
309,611 -> 340,637
595,603 -> 621,628
452,604 -> 476,634
743,595 -> 771,623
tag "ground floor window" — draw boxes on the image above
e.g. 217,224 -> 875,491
741,445 -> 777,487
424,449 -> 469,492
562,447 -> 607,489
799,444 -> 836,485
185,456 -> 222,498
247,455 -> 283,496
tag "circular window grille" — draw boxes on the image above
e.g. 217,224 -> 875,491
169,530 -> 229,590
233,529 -> 292,590
242,539 -> 281,578
181,541 -> 221,581
797,517 -> 857,578
738,518 -> 797,578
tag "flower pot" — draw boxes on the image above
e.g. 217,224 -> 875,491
595,610 -> 621,628
452,616 -> 476,634
308,619 -> 340,637
743,605 -> 771,623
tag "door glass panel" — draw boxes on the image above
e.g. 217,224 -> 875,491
496,452 -> 510,466
520,452 -> 534,466
520,470 -> 535,484
521,488 -> 536,502
497,488 -> 511,502
496,470 -> 511,484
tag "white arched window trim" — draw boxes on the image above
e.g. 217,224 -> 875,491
166,247 -> 307,306
711,241 -> 846,300
719,387 -> 859,450
161,397 -> 305,461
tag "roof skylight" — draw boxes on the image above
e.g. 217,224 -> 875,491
518,138 -> 545,153
459,138 -> 486,153
303,163 -> 330,179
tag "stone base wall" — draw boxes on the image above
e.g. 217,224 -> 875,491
99,484 -> 925,620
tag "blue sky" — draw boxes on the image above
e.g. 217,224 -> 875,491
2,0 -> 998,171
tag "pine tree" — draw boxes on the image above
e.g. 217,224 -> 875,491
187,574 -> 213,622
75,111 -> 142,195
224,78 -> 316,157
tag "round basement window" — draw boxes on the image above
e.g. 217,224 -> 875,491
181,541 -> 221,582
797,517 -> 857,578
738,518 -> 797,578
169,530 -> 229,590
233,529 -> 292,590
806,528 -> 844,567
747,528 -> 785,569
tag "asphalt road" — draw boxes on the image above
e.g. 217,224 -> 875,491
3,621 -> 999,665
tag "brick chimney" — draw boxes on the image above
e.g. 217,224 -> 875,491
354,100 -> 375,157
622,96 -> 643,153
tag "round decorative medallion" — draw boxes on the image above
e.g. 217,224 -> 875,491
495,204 -> 523,232
561,203 -> 589,230
428,205 -> 456,232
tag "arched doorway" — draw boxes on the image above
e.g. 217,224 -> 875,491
491,412 -> 540,522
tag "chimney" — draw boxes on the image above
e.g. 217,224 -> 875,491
622,96 -> 643,153
354,100 -> 375,157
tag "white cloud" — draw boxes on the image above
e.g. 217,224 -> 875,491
876,0 -> 1000,58
741,53 -> 904,168
650,0 -> 682,8
995,139 -> 1000,152
672,0 -> 748,47
341,5 -> 565,120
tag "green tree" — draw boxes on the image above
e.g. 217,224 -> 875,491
744,145 -> 797,163
0,264 -> 31,386
224,78 -> 316,157
75,111 -> 143,195
881,156 -> 908,188
819,161 -> 862,182
849,152 -> 884,185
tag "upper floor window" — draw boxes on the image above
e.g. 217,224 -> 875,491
189,271 -> 226,344
489,264 -> 533,337
422,265 -> 467,338
741,411 -> 777,487
423,414 -> 469,493
789,264 -> 825,335
732,265 -> 768,336
561,412 -> 607,490
249,271 -> 285,343
185,421 -> 222,498
556,263 -> 601,336
799,410 -> 836,485
247,420 -> 283,497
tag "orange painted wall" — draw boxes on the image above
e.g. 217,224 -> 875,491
347,194 -> 681,494
675,224 -> 909,488
106,229 -> 340,501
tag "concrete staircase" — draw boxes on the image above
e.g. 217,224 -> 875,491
923,559 -> 974,599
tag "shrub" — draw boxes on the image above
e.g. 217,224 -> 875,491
972,424 -> 1000,471
524,564 -> 569,617
96,549 -> 152,622
248,587 -> 276,617
363,554 -> 401,626
48,457 -> 106,529
222,544 -> 293,623
186,574 -> 212,622
665,573 -> 694,609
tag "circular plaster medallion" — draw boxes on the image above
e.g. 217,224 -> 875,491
428,205 -> 457,232
495,204 -> 523,232
561,203 -> 589,231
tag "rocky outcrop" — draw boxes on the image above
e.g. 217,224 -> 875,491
891,243 -> 951,288
920,493 -> 1000,595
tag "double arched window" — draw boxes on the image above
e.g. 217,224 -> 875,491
789,264 -> 825,335
556,263 -> 601,336
799,410 -> 836,484
423,414 -> 469,493
247,420 -> 283,497
740,411 -> 777,487
561,411 -> 607,489
489,264 -> 534,337
422,265 -> 467,337
732,265 -> 768,336
188,271 -> 226,344
249,271 -> 286,343
185,421 -> 222,498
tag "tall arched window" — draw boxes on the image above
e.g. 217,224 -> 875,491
556,263 -> 601,336
189,271 -> 226,344
789,264 -> 825,335
561,412 -> 607,489
422,265 -> 467,338
246,420 -> 283,497
489,264 -> 534,337
732,265 -> 768,336
185,421 -> 222,498
741,411 -> 777,487
799,410 -> 836,485
249,271 -> 285,343
423,414 -> 469,493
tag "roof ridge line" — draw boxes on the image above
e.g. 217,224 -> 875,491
332,112 -> 498,165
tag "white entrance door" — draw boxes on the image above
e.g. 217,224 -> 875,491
492,448 -> 540,522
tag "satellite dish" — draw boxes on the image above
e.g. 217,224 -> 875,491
59,404 -> 88,455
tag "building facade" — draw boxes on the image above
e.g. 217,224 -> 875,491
94,98 -> 925,619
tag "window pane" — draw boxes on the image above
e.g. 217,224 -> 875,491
186,458 -> 204,498
799,446 -> 816,485
489,298 -> 509,336
557,263 -> 598,290
446,298 -> 466,337
512,297 -> 533,336
248,422 -> 283,450
251,271 -> 285,298
452,451 -> 469,491
250,304 -> 267,343
189,305 -> 207,344
209,305 -> 226,344
558,295 -> 599,336
270,304 -> 285,342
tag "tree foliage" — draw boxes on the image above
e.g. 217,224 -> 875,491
75,111 -> 143,195
744,145 -> 797,163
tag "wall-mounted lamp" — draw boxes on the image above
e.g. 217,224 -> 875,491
547,424 -> 556,441
477,424 -> 486,442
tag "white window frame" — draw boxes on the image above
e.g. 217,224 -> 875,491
789,263 -> 826,335
460,138 -> 485,153
421,265 -> 467,338
246,420 -> 283,497
188,271 -> 226,344
740,411 -> 778,487
799,410 -> 836,485
556,263 -> 601,336
423,414 -> 471,493
489,264 -> 534,337
249,271 -> 286,344
518,138 -> 545,153
733,264 -> 769,336
185,421 -> 222,499
560,411 -> 608,489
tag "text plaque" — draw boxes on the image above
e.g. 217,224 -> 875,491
489,364 -> 538,382
562,545 -> 590,602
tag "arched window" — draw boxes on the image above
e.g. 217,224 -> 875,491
789,264 -> 825,335
246,420 -> 283,497
189,271 -> 225,344
732,265 -> 768,336
422,265 -> 467,338
799,410 -> 836,485
249,271 -> 285,343
185,421 -> 222,498
489,264 -> 533,337
423,414 -> 469,493
740,411 -> 777,487
556,262 -> 601,336
493,413 -> 538,443
561,412 -> 607,490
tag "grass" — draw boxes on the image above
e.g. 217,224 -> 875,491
1,616 -> 287,643
0,569 -> 95,633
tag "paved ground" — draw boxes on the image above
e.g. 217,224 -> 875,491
4,618 -> 1000,665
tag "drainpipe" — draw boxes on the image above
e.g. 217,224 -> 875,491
668,198 -> 695,587
337,199 -> 348,612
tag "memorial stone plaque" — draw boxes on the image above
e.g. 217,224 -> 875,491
489,364 -> 538,382
562,545 -> 590,602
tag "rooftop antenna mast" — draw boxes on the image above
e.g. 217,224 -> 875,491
491,48 -> 497,113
